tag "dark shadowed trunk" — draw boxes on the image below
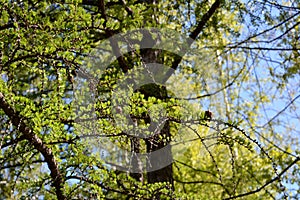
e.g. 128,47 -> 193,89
139,29 -> 174,198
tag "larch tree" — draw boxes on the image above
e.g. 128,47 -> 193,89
0,0 -> 299,199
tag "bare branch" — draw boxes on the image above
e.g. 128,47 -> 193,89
224,157 -> 300,200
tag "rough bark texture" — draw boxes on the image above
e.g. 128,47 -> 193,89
140,29 -> 174,198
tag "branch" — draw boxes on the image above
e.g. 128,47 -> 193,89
175,178 -> 224,187
174,159 -> 218,177
81,0 -> 129,72
0,159 -> 45,170
66,175 -> 139,197
226,46 -> 300,51
1,135 -> 26,149
224,156 -> 300,200
224,11 -> 300,51
260,94 -> 300,128
0,92 -> 66,200
177,64 -> 245,100
189,0 -> 222,41
163,0 -> 222,82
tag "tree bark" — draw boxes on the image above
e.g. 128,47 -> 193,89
139,28 -> 174,198
0,92 -> 66,200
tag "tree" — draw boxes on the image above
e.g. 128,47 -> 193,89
0,0 -> 299,199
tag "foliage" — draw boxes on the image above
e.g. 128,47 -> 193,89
0,0 -> 299,199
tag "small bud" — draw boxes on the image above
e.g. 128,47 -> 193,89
204,110 -> 212,119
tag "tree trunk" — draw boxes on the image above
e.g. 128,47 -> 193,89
140,29 -> 174,198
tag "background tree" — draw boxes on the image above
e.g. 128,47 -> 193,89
0,0 -> 299,199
